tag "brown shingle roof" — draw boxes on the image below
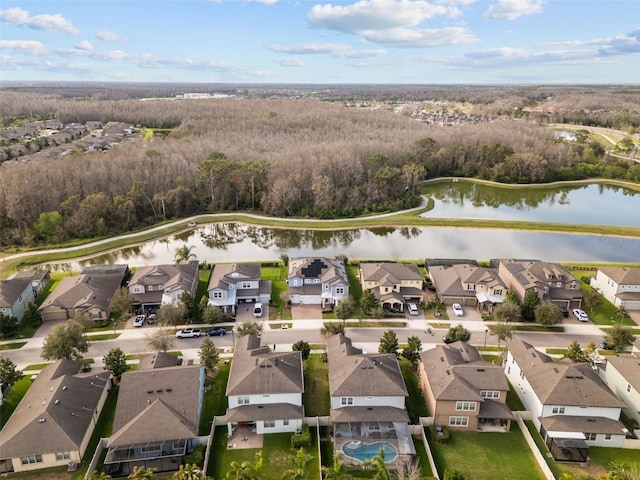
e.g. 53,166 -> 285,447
0,360 -> 110,458
599,267 -> 640,285
327,334 -> 408,397
540,415 -> 626,435
226,335 -> 304,396
330,406 -> 410,423
360,263 -> 423,285
38,272 -> 123,313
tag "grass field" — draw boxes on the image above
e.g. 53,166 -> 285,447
428,423 -> 546,480
304,354 -> 330,417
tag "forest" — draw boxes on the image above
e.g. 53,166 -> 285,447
0,84 -> 639,249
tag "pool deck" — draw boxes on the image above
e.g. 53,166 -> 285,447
335,437 -> 404,466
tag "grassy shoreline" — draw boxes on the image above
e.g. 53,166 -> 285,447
1,178 -> 639,278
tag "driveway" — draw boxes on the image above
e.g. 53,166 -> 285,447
291,304 -> 321,320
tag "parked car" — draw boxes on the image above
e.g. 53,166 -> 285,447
452,303 -> 464,317
561,309 -> 569,318
147,313 -> 156,324
206,328 -> 226,336
407,303 -> 419,315
572,308 -> 589,322
133,315 -> 145,327
599,341 -> 614,350
443,335 -> 454,344
175,328 -> 201,339
253,302 -> 263,318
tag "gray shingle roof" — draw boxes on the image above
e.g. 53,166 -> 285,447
207,263 -> 261,290
509,339 -> 623,408
327,334 -> 408,397
599,267 -> 640,285
226,403 -> 304,422
360,263 -> 423,285
129,261 -> 198,304
0,278 -> 32,308
540,415 -> 626,435
420,341 -> 508,401
0,360 -> 110,458
38,272 -> 124,314
603,355 -> 640,392
226,335 -> 304,396
330,406 -> 410,423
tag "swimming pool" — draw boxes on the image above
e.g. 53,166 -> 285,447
342,440 -> 397,463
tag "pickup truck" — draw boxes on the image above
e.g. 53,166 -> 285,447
175,328 -> 202,339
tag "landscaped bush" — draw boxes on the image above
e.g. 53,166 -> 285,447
185,445 -> 205,466
291,424 -> 311,448
428,424 -> 450,444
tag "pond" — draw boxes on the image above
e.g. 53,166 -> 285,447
49,222 -> 640,272
420,181 -> 640,226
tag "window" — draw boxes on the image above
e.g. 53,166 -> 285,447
467,283 -> 475,290
238,396 -> 250,405
449,416 -> 469,427
584,433 -> 597,441
55,452 -> 70,461
213,291 -> 223,298
605,434 -> 612,440
455,401 -> 476,411
141,445 -> 161,454
264,420 -> 275,428
283,419 -> 289,426
627,384 -> 632,393
557,282 -> 562,287
341,397 -> 354,406
336,287 -> 345,294
21,455 -> 43,465
494,289 -> 503,295
242,282 -> 251,288
480,391 -> 500,399
552,407 -> 565,414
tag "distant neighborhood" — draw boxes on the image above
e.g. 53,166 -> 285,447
0,258 -> 639,478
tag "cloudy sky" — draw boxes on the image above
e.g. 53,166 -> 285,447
1,0 -> 639,84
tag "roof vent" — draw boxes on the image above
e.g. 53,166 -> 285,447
62,386 -> 67,391
55,400 -> 60,404
38,418 -> 46,423
477,368 -> 485,372
166,388 -> 173,392
147,390 -> 154,394
156,389 -> 163,393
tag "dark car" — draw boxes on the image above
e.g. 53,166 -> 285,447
206,328 -> 227,337
443,335 -> 454,344
599,341 -> 614,350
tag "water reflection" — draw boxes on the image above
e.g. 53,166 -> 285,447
46,222 -> 640,272
420,182 -> 640,226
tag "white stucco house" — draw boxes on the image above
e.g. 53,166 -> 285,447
207,263 -> 271,315
225,335 -> 304,435
596,354 -> 640,430
590,267 -> 640,311
505,339 -> 626,462
286,257 -> 349,308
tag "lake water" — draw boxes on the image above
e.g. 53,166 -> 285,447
45,181 -> 640,271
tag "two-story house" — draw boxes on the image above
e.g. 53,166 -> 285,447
13,269 -> 50,297
419,341 -> 512,431
505,339 -> 626,462
0,360 -> 110,474
38,265 -> 128,322
207,263 -> 271,315
287,257 -> 349,309
360,263 -> 424,312
104,352 -> 205,477
225,335 -> 304,436
596,354 -> 640,431
427,261 -> 507,311
327,334 -> 414,464
0,277 -> 35,322
495,259 -> 582,309
128,261 -> 199,313
590,267 -> 640,311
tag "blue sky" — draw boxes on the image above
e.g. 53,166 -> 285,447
1,0 -> 639,84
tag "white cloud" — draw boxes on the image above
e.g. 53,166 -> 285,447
364,27 -> 476,47
483,0 -> 544,20
95,29 -> 124,42
308,0 -> 452,33
0,40 -> 47,56
274,57 -> 304,67
75,40 -> 93,51
0,7 -> 78,34
55,47 -> 128,61
268,42 -> 387,58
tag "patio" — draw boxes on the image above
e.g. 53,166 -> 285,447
227,426 -> 263,450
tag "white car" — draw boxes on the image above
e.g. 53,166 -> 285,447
253,303 -> 263,318
133,315 -> 145,327
452,303 -> 464,317
573,308 -> 589,322
407,303 -> 419,315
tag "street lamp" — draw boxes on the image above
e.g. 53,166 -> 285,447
484,328 -> 489,349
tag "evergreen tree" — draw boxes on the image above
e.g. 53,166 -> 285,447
103,348 -> 128,379
522,289 -> 541,322
379,330 -> 399,356
401,335 -> 422,366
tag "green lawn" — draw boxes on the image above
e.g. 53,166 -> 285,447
399,358 -> 428,422
0,341 -> 27,350
587,447 -> 640,470
262,265 -> 292,320
208,427 -> 320,480
0,376 -> 32,429
347,265 -> 363,317
304,354 -> 330,417
199,363 -> 231,434
428,423 -> 546,480
196,267 -> 213,304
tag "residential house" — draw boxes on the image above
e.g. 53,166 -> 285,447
596,354 -> 640,430
495,259 -> 582,309
327,334 -> 415,464
590,267 -> 640,311
286,257 -> 349,308
0,277 -> 35,321
207,263 -> 271,315
225,335 -> 304,435
0,360 -> 110,474
13,269 -> 51,297
419,341 -> 513,431
38,265 -> 128,322
359,262 -> 424,312
104,352 -> 205,477
505,339 -> 626,461
427,260 -> 507,310
128,261 -> 199,314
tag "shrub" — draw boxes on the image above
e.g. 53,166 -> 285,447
291,424 -> 311,448
185,445 -> 204,466
429,424 -> 450,444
